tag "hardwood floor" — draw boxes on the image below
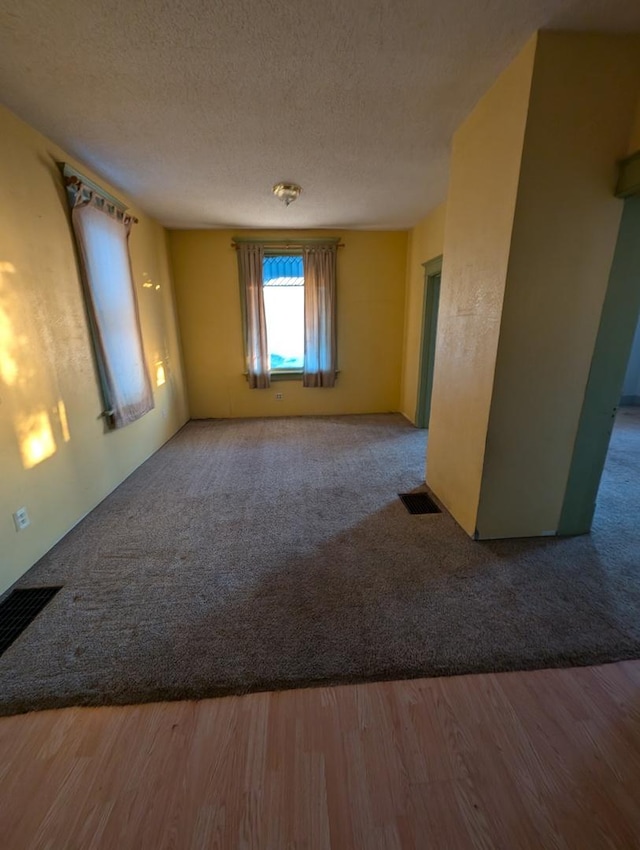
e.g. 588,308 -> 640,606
2,662 -> 640,849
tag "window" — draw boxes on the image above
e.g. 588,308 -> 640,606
262,254 -> 304,371
236,239 -> 338,389
64,166 -> 154,429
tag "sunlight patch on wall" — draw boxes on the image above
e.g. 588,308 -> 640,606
0,311 -> 19,386
155,361 -> 166,387
142,272 -> 160,293
17,410 -> 57,469
0,261 -> 19,387
56,400 -> 71,442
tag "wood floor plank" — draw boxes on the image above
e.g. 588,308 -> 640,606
2,662 -> 640,848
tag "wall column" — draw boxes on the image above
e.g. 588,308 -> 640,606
426,32 -> 640,539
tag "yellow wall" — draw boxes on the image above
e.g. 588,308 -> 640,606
0,106 -> 188,594
425,36 -> 537,535
476,33 -> 640,538
168,230 -> 407,418
400,204 -> 446,422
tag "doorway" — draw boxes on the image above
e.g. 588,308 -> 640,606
415,256 -> 442,429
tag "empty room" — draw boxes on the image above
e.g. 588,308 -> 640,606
1,0 -> 640,847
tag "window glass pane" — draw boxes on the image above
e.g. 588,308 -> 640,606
263,255 -> 304,370
263,254 -> 303,283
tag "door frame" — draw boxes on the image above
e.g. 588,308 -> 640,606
415,255 -> 443,428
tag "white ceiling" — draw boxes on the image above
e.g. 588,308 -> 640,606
1,0 -> 639,229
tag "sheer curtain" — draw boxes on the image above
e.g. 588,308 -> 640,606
238,243 -> 270,388
303,244 -> 337,387
70,188 -> 154,428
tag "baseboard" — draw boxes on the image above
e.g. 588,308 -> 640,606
399,410 -> 419,427
620,395 -> 640,407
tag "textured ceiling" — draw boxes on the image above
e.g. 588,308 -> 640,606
1,0 -> 640,229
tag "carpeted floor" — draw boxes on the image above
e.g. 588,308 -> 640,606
1,410 -> 640,716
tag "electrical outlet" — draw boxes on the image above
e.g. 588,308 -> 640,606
275,393 -> 283,400
13,507 -> 30,531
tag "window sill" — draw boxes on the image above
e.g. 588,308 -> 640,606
242,370 -> 340,383
242,370 -> 302,382
270,370 -> 303,382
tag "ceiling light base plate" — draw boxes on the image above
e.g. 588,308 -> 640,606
273,182 -> 302,206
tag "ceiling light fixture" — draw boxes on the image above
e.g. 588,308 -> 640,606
272,182 -> 302,207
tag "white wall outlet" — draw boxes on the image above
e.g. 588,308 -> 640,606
275,393 -> 283,400
13,507 -> 30,531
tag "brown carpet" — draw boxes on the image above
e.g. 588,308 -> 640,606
1,410 -> 640,716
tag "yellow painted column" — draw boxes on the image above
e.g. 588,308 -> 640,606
427,32 -> 640,539
425,35 -> 537,536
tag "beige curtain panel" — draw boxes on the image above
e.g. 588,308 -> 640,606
69,185 -> 154,428
238,243 -> 270,388
303,244 -> 337,387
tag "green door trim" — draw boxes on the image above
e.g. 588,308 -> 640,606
415,255 -> 443,428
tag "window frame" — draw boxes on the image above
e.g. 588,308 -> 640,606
62,163 -> 154,429
234,236 -> 342,385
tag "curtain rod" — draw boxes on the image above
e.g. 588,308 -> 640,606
231,237 -> 344,249
60,163 -> 137,221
